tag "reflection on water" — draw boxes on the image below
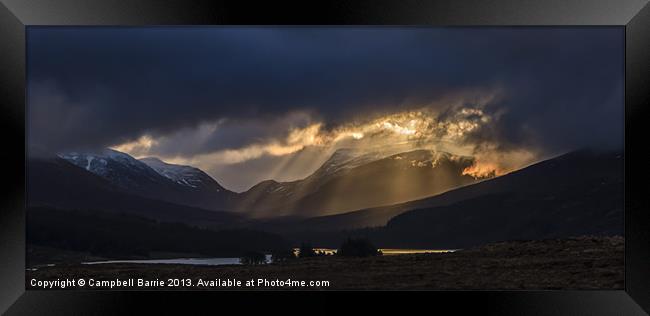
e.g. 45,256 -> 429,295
294,248 -> 456,256
73,249 -> 456,267
82,255 -> 272,266
380,249 -> 456,255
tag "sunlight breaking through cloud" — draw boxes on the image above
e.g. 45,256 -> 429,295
111,94 -> 539,190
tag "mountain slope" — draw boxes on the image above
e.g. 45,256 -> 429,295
60,149 -> 172,193
27,156 -> 245,229
270,149 -> 623,248
28,206 -> 288,261
235,149 -> 388,217
59,149 -> 236,211
290,150 -> 481,217
237,149 -> 483,218
283,149 -> 623,232
140,157 -> 230,193
55,148 -> 484,219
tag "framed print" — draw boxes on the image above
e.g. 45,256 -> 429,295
1,0 -> 649,315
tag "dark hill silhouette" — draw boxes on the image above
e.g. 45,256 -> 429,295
27,157 -> 245,229
27,206 -> 288,260
260,149 -> 623,249
26,158 -> 292,261
375,149 -> 623,248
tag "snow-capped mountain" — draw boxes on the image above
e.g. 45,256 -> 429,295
140,157 -> 226,192
59,149 -> 172,192
56,147 -> 486,218
58,148 -> 236,211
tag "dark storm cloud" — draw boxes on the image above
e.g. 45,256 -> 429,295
27,27 -> 623,155
145,112 -> 316,157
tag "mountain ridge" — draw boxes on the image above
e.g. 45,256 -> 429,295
27,156 -> 246,229
236,148 -> 483,217
59,149 -> 237,212
261,149 -> 623,245
55,147 -> 487,219
140,156 -> 228,192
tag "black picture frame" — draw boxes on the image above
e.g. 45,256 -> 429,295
1,0 -> 649,314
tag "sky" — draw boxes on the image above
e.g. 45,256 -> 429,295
27,27 -> 624,192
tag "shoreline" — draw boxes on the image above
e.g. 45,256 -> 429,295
26,236 -> 624,290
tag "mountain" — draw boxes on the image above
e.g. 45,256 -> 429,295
237,149 -> 484,218
26,158 -> 289,261
308,148 -> 388,180
60,149 -> 178,195
140,157 -> 227,193
27,156 -> 245,229
270,149 -> 624,248
29,145 -> 624,250
234,149 -> 387,217
376,150 -> 624,248
55,148 -> 484,218
59,149 -> 236,211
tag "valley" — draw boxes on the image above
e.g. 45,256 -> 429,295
27,147 -> 624,266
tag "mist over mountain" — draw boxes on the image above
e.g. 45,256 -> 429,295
232,148 -> 387,217
270,149 -> 624,248
376,150 -> 624,248
31,146 -> 623,251
235,148 -> 485,217
51,147 -> 487,219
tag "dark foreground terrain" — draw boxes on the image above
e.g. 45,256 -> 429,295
27,236 -> 623,290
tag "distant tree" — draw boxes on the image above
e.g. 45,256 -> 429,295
271,248 -> 295,263
337,237 -> 381,257
298,242 -> 316,258
240,251 -> 267,265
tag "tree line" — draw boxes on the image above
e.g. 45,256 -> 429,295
240,237 -> 382,265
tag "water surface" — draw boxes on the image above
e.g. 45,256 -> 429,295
82,255 -> 272,266
79,249 -> 455,266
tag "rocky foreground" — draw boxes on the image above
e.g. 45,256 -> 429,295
26,236 -> 624,290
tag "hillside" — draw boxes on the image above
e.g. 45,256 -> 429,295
59,149 -> 238,212
238,149 -> 483,217
266,149 -> 623,248
27,206 -> 288,262
27,157 -> 245,229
